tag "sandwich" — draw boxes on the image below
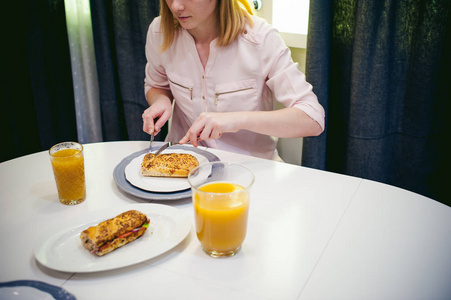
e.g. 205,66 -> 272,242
141,153 -> 199,177
80,210 -> 149,256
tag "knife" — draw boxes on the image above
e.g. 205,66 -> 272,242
153,135 -> 203,156
153,141 -> 181,156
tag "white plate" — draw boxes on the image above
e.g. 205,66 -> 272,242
113,146 -> 220,200
34,204 -> 191,273
124,149 -> 209,192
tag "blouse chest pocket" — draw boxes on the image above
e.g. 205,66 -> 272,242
214,79 -> 258,112
167,73 -> 193,101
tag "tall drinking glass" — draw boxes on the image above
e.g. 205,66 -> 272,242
188,162 -> 255,257
49,142 -> 86,205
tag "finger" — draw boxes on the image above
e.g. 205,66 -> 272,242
201,122 -> 218,141
142,119 -> 154,135
182,119 -> 202,146
179,132 -> 190,144
192,124 -> 207,146
190,131 -> 200,147
154,110 -> 171,132
153,118 -> 163,133
142,111 -> 154,133
211,127 -> 223,139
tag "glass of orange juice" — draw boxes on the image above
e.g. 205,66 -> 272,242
49,142 -> 86,205
188,162 -> 255,258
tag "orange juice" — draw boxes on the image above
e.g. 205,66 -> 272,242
50,148 -> 86,205
193,182 -> 249,256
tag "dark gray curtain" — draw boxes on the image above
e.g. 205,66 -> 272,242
303,0 -> 451,205
2,0 -> 166,163
2,0 -> 77,162
90,0 -> 166,142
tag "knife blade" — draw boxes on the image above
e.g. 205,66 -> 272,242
153,136 -> 201,156
153,141 -> 180,156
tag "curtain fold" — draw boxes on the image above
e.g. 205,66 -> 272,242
2,0 -> 77,163
301,1 -> 332,170
90,0 -> 165,142
303,0 -> 451,205
2,0 -> 164,163
65,0 -> 103,144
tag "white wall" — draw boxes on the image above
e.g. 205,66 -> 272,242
256,3 -> 308,165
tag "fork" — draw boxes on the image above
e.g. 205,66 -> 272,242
147,132 -> 154,153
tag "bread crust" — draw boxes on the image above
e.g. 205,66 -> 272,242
94,227 -> 147,256
141,153 -> 199,178
80,210 -> 148,256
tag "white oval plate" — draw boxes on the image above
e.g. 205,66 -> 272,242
124,149 -> 209,192
34,203 -> 191,273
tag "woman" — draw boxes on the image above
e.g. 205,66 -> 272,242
142,0 -> 325,160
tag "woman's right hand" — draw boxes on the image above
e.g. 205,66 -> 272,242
142,89 -> 173,135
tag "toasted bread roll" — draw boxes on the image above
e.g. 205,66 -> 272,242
80,210 -> 148,256
141,153 -> 199,178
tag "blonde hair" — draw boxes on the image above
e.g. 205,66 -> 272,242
159,0 -> 254,51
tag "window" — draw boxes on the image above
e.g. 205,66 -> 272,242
256,0 -> 310,48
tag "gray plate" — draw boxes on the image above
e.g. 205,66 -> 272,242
113,146 -> 220,201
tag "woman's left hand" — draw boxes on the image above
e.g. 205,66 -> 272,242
179,107 -> 323,147
179,112 -> 241,147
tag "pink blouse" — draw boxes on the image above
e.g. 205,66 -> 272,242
144,16 -> 325,160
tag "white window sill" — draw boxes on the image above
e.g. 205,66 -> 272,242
279,32 -> 307,49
